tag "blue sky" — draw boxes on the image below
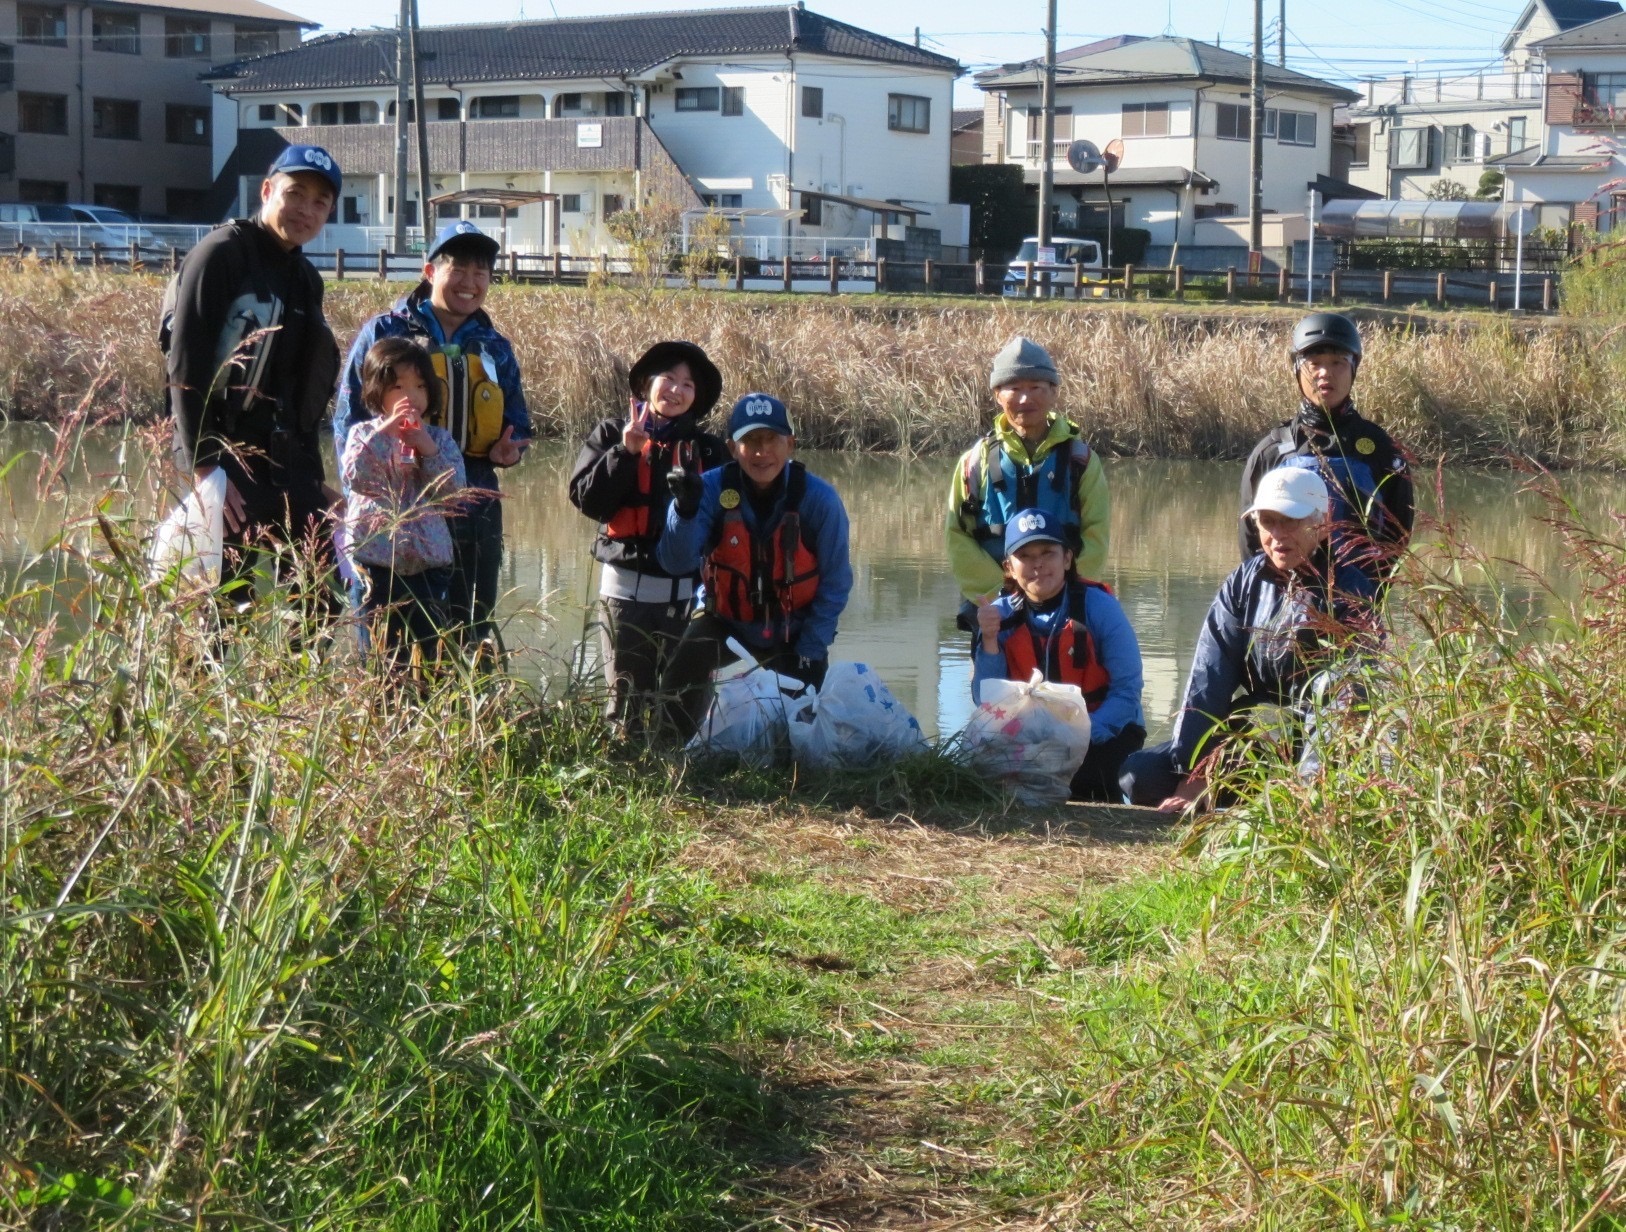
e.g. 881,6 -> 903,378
299,0 -> 1535,104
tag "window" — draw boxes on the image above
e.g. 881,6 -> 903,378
1349,122 -> 1371,167
437,98 -> 461,120
605,91 -> 626,116
560,193 -> 582,213
472,95 -> 519,118
888,93 -> 930,133
675,87 -> 720,112
602,194 -> 626,218
1277,109 -> 1317,146
1215,102 -> 1250,141
1507,116 -> 1527,153
1583,72 -> 1626,109
1122,101 -> 1170,137
92,184 -> 140,212
385,100 -> 417,121
312,101 -> 378,125
18,92 -> 68,134
166,188 -> 211,220
341,196 -> 365,224
802,195 -> 822,225
701,192 -> 743,208
554,92 -> 584,115
234,26 -> 276,57
18,180 -> 69,204
435,200 -> 461,220
385,197 -> 418,225
802,86 -> 823,118
1443,123 -> 1475,163
1388,125 -> 1435,170
91,10 -> 140,54
1025,106 -> 1074,155
165,17 -> 210,58
93,98 -> 140,139
722,86 -> 744,116
17,4 -> 67,46
1261,108 -> 1278,138
166,104 -> 210,145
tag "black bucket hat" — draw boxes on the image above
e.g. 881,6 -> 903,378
628,341 -> 722,417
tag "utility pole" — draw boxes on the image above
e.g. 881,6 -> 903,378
410,0 -> 432,235
392,0 -> 410,252
1279,0 -> 1286,67
1037,0 -> 1057,248
1248,0 -> 1264,257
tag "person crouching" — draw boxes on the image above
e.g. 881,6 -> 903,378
657,393 -> 853,740
972,508 -> 1146,802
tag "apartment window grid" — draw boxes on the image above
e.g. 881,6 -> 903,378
93,184 -> 140,213
472,95 -> 520,118
166,188 -> 212,221
234,26 -> 275,57
19,91 -> 69,135
17,3 -> 67,46
1388,125 -> 1435,170
1584,73 -> 1626,110
165,17 -> 210,59
802,86 -> 823,119
437,98 -> 460,120
888,93 -> 930,133
1443,123 -> 1476,163
1507,116 -> 1527,153
701,192 -> 743,208
1121,101 -> 1169,137
93,98 -> 140,140
313,101 -> 377,125
1215,102 -> 1249,141
1349,122 -> 1371,167
560,193 -> 583,213
1025,107 -> 1073,157
1277,109 -> 1316,146
91,10 -> 140,54
18,179 -> 68,203
675,87 -> 721,112
166,104 -> 210,145
722,86 -> 744,116
602,194 -> 626,219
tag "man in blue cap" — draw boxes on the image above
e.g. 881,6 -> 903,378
335,219 -> 532,653
656,393 -> 853,739
163,144 -> 344,601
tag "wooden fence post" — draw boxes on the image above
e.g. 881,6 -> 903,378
1488,280 -> 1499,309
923,258 -> 935,293
92,242 -> 103,268
1542,276 -> 1554,312
377,248 -> 389,280
168,245 -> 181,273
1277,266 -> 1290,302
828,258 -> 840,295
877,257 -> 888,292
552,250 -> 563,283
1225,266 -> 1237,302
781,253 -> 793,293
975,257 -> 985,295
1436,271 -> 1448,309
1173,264 -> 1186,300
508,250 -> 519,281
733,253 -> 744,290
1382,269 -> 1394,303
1073,261 -> 1083,297
52,241 -> 63,264
1328,269 -> 1340,303
1122,264 -> 1136,300
128,240 -> 140,268
1022,261 -> 1034,295
334,249 -> 346,280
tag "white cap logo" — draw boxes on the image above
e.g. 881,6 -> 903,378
1016,511 -> 1046,533
744,397 -> 775,418
303,148 -> 333,172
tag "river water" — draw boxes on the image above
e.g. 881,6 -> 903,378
4,424 -> 1621,740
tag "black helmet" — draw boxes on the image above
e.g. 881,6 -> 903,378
1290,313 -> 1362,361
628,340 -> 723,417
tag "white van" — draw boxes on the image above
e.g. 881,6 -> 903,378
1001,236 -> 1104,297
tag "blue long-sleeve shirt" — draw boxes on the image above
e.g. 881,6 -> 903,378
1170,551 -> 1376,772
333,283 -> 531,492
657,462 -> 853,661
971,584 -> 1145,742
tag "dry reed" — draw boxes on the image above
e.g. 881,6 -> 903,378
2,260 -> 1621,467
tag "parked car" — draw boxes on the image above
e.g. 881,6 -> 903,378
0,202 -> 78,249
1001,236 -> 1104,297
67,204 -> 161,248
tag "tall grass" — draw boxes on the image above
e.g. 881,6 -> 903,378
3,261 -> 1623,467
1020,492 -> 1626,1226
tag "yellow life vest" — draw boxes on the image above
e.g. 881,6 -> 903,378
427,345 -> 505,458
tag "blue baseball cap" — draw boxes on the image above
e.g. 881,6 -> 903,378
1003,508 -> 1068,557
267,144 -> 342,194
428,220 -> 500,262
727,392 -> 793,441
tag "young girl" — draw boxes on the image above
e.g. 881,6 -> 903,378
972,508 -> 1146,802
568,341 -> 729,735
342,336 -> 467,666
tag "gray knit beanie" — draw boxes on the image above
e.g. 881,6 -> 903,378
989,336 -> 1059,389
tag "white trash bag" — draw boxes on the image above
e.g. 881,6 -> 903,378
961,670 -> 1093,806
148,467 -> 226,584
787,661 -> 925,771
685,665 -> 807,768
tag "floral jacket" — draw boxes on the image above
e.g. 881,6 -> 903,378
341,420 -> 465,574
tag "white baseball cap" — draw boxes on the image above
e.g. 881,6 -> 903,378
1244,467 -> 1329,521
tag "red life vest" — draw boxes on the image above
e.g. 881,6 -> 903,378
604,437 -> 704,543
1000,581 -> 1113,711
704,461 -> 821,642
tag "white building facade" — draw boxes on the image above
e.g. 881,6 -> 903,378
203,4 -> 963,254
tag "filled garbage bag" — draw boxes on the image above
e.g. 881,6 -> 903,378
148,467 -> 225,584
961,670 -> 1092,806
787,661 -> 926,771
685,667 -> 807,768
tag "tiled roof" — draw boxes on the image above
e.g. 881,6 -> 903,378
1536,9 -> 1626,44
119,0 -> 310,22
206,4 -> 960,92
951,108 -> 982,131
975,35 -> 1357,103
1546,0 -> 1624,30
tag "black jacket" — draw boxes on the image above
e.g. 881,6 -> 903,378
1240,400 -> 1413,586
568,413 -> 729,575
165,219 -> 337,478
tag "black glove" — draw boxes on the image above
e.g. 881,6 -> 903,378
788,656 -> 828,691
666,466 -> 703,518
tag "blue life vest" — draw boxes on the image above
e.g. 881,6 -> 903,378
960,432 -> 1092,562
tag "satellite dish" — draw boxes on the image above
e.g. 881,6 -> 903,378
1066,139 -> 1104,175
1102,138 -> 1125,174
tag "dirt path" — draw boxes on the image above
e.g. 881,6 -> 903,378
684,802 -> 1179,1230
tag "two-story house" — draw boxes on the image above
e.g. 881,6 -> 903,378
1336,0 -> 1621,202
975,35 -> 1356,259
202,3 -> 962,253
1490,9 -> 1626,234
0,0 -> 309,218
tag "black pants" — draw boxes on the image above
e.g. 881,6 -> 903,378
598,595 -> 693,734
446,489 -> 503,650
359,563 -> 452,672
659,610 -> 817,741
1071,723 -> 1147,803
